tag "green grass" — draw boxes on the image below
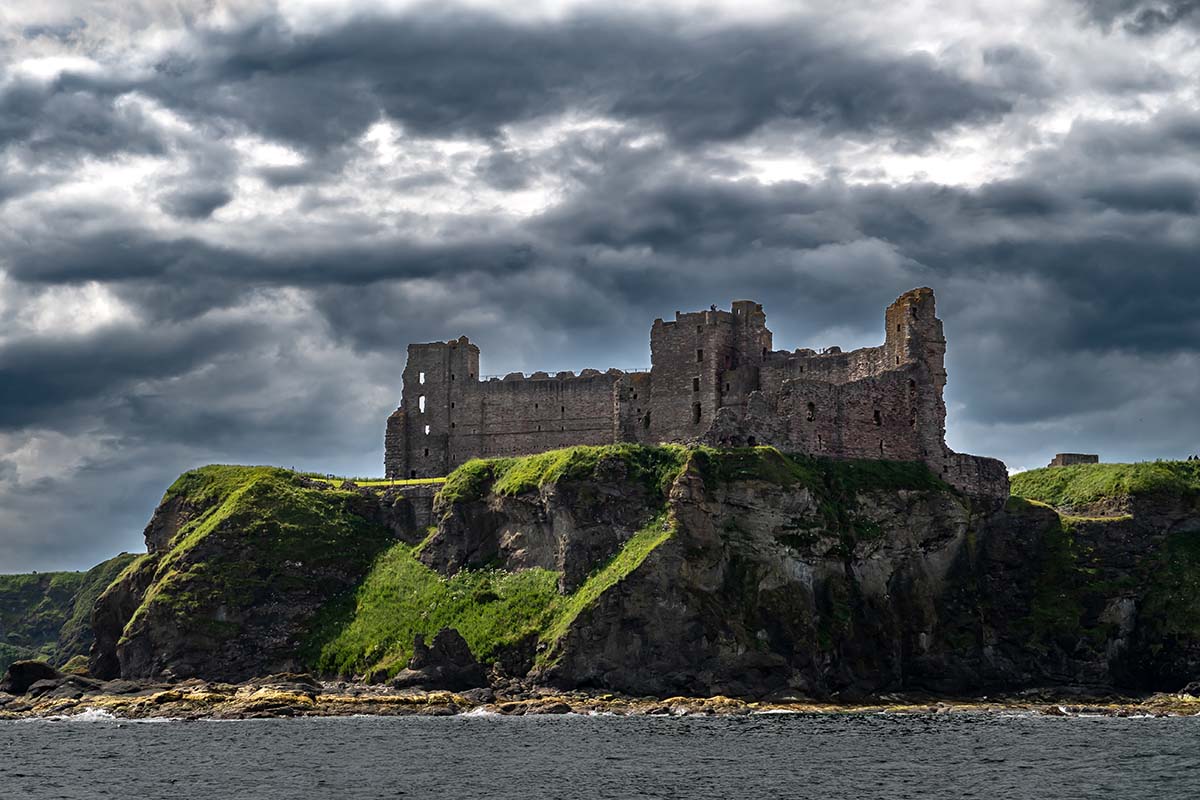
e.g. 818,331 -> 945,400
304,544 -> 560,678
1011,461 -> 1200,508
124,466 -> 394,643
304,512 -> 677,679
437,444 -> 690,506
539,513 -> 675,655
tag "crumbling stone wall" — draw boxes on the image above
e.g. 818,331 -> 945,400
385,288 -> 1009,500
1049,453 -> 1100,467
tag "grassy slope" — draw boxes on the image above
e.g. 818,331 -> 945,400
1011,461 -> 1200,508
306,444 -> 950,679
305,445 -> 690,678
0,553 -> 135,672
122,466 -> 394,650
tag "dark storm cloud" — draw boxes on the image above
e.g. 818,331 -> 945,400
4,2 -> 1200,571
13,5 -> 1024,167
0,320 -> 265,429
0,75 -> 164,159
1077,0 -> 1200,34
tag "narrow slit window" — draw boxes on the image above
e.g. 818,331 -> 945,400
692,377 -> 700,392
806,402 -> 815,422
873,410 -> 882,426
419,371 -> 426,384
643,412 -> 651,430
418,395 -> 426,413
692,403 -> 702,424
696,349 -> 704,363
424,424 -> 431,436
424,448 -> 429,457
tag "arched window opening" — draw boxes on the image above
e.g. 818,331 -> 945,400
419,371 -> 426,384
806,402 -> 815,422
692,403 -> 702,425
418,395 -> 426,413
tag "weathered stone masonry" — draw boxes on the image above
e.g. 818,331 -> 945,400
386,288 -> 1009,499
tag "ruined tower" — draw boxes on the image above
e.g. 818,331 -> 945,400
385,289 -> 1009,499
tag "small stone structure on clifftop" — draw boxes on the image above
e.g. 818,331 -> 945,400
385,288 -> 1009,499
1048,453 -> 1100,468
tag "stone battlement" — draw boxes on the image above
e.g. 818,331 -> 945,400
385,289 -> 1009,500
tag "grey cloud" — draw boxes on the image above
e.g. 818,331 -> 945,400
0,76 -> 164,160
1077,0 -> 1200,34
159,184 -> 233,219
27,6 -> 1022,162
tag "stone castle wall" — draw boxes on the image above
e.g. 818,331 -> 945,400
386,289 -> 1009,500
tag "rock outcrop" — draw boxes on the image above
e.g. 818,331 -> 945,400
89,467 -> 399,682
389,629 -> 487,690
85,447 -> 1200,699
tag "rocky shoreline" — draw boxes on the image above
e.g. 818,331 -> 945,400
3,671 -> 1200,721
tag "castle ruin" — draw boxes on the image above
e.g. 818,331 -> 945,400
385,288 -> 1009,499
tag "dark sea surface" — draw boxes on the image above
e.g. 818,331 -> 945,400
2,711 -> 1198,800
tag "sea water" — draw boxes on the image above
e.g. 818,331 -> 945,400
2,712 -> 1198,799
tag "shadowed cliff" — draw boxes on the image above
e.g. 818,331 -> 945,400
81,447 -> 1200,697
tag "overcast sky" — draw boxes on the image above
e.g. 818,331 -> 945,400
2,0 -> 1198,571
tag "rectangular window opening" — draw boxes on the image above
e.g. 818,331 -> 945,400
419,371 -> 426,384
696,349 -> 704,363
418,395 -> 426,413
692,377 -> 700,392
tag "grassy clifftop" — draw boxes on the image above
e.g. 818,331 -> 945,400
1011,461 -> 1200,508
93,465 -> 396,680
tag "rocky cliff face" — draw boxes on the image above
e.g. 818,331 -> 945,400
90,448 -> 1200,697
89,467 -> 402,681
0,554 -> 135,673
